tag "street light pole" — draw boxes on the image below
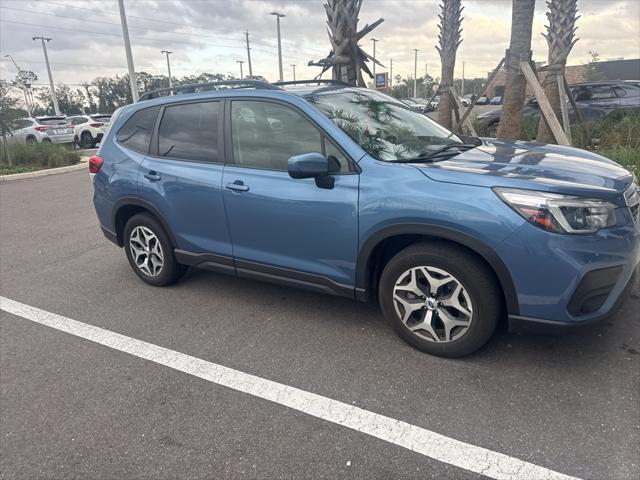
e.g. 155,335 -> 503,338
237,60 -> 245,79
413,49 -> 419,98
389,58 -> 393,88
461,61 -> 465,96
32,37 -> 60,115
270,12 -> 285,82
245,31 -> 253,77
4,54 -> 32,116
117,0 -> 138,102
290,64 -> 297,81
161,50 -> 173,89
371,38 -> 378,76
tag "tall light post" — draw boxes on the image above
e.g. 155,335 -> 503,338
245,31 -> 253,77
161,50 -> 173,89
117,0 -> 138,102
237,60 -> 245,79
4,54 -> 32,116
461,61 -> 466,96
290,64 -> 297,81
371,38 -> 378,76
32,37 -> 60,115
413,49 -> 419,98
270,12 -> 285,82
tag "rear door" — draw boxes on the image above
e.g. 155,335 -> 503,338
137,99 -> 233,265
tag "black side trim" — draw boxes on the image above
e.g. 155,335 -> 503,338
112,197 -> 178,247
100,226 -> 119,245
355,223 -> 519,314
174,249 -> 235,275
235,259 -> 354,298
567,265 -> 622,316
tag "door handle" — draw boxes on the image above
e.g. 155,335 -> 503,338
225,181 -> 249,192
144,171 -> 161,181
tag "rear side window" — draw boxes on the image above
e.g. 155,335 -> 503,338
116,106 -> 160,153
157,101 -> 220,163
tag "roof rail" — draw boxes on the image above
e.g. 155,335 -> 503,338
272,79 -> 351,87
138,80 -> 281,102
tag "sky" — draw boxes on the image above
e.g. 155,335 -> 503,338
1,0 -> 639,89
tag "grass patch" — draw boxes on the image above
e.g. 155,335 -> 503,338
0,143 -> 80,175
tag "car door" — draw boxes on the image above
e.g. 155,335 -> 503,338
136,99 -> 233,265
221,98 -> 359,293
574,85 -> 621,119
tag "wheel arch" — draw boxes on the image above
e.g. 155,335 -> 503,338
355,224 -> 519,315
112,197 -> 177,248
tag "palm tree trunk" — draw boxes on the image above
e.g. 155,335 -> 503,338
436,0 -> 463,130
497,0 -> 536,140
537,0 -> 579,144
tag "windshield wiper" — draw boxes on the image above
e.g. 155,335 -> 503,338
389,142 -> 477,163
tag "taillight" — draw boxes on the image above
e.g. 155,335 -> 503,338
89,155 -> 104,175
90,123 -> 103,127
34,126 -> 47,132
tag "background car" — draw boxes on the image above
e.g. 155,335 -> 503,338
475,96 -> 490,105
490,96 -> 502,105
476,81 -> 640,136
68,114 -> 112,148
461,94 -> 476,106
402,98 -> 426,113
6,116 -> 74,145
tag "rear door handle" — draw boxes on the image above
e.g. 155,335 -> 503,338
144,171 -> 161,181
225,181 -> 249,192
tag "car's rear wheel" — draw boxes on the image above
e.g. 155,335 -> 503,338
80,131 -> 94,148
123,213 -> 186,286
379,242 -> 502,357
25,136 -> 37,144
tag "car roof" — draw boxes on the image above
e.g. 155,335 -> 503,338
570,80 -> 639,87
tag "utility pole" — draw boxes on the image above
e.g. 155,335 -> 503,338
245,31 -> 253,77
237,60 -> 245,79
32,37 -> 60,115
413,49 -> 419,98
371,38 -> 378,76
461,61 -> 465,96
161,50 -> 173,89
4,54 -> 32,116
390,58 -> 393,88
290,64 -> 297,81
270,12 -> 285,82
118,0 -> 138,102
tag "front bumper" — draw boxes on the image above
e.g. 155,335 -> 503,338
494,214 -> 640,331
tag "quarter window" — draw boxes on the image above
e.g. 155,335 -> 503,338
231,100 -> 323,171
157,102 -> 220,163
116,106 -> 160,153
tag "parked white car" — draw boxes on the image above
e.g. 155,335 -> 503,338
6,116 -> 74,145
68,114 -> 111,148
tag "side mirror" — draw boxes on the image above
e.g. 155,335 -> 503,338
288,152 -> 329,179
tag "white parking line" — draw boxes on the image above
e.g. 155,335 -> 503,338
1,296 -> 580,480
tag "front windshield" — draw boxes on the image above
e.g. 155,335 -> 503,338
307,89 -> 460,162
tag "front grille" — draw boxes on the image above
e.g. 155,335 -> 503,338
624,183 -> 640,228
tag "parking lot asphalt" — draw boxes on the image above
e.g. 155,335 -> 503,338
1,170 -> 639,479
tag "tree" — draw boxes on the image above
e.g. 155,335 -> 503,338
310,0 -> 383,86
537,0 -> 579,143
10,70 -> 37,115
584,50 -> 606,82
436,0 -> 464,129
497,0 -> 536,140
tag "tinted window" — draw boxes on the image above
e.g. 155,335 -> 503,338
37,117 -> 67,125
157,102 -> 220,163
615,85 -> 640,97
231,100 -> 322,170
575,86 -> 615,101
116,106 -> 159,153
91,115 -> 111,123
324,138 -> 350,173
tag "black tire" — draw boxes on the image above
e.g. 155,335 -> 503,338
80,131 -> 94,149
379,241 -> 502,358
123,212 -> 186,286
25,136 -> 37,145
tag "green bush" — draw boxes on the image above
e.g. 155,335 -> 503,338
596,147 -> 640,177
572,111 -> 640,150
0,143 -> 80,174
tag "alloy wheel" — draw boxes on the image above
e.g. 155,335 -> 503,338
129,226 -> 164,277
392,266 -> 473,343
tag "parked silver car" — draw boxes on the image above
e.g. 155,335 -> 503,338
6,116 -> 74,145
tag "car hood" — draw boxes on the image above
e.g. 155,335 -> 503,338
414,139 -> 634,202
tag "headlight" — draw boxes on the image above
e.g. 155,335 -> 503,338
494,188 -> 617,234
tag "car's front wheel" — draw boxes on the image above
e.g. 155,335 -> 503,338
379,242 -> 502,357
123,213 -> 186,286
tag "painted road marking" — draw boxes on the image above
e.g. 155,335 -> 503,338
1,296 -> 580,480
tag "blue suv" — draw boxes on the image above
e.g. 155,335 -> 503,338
91,80 -> 639,357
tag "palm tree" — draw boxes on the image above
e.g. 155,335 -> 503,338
436,0 -> 463,129
309,0 -> 383,86
497,0 -> 536,140
537,0 -> 579,143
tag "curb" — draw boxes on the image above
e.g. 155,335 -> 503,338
1,157 -> 89,182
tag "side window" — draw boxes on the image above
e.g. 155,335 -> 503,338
616,85 -> 640,97
231,100 -> 322,170
324,138 -> 350,173
116,106 -> 160,153
157,101 -> 220,163
586,86 -> 615,100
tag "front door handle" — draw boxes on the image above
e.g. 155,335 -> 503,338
144,171 -> 161,181
225,181 -> 249,192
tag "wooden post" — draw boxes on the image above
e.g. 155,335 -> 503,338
457,57 -> 505,132
450,85 -> 477,136
519,61 -> 570,146
556,75 -> 572,145
563,76 -> 584,124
